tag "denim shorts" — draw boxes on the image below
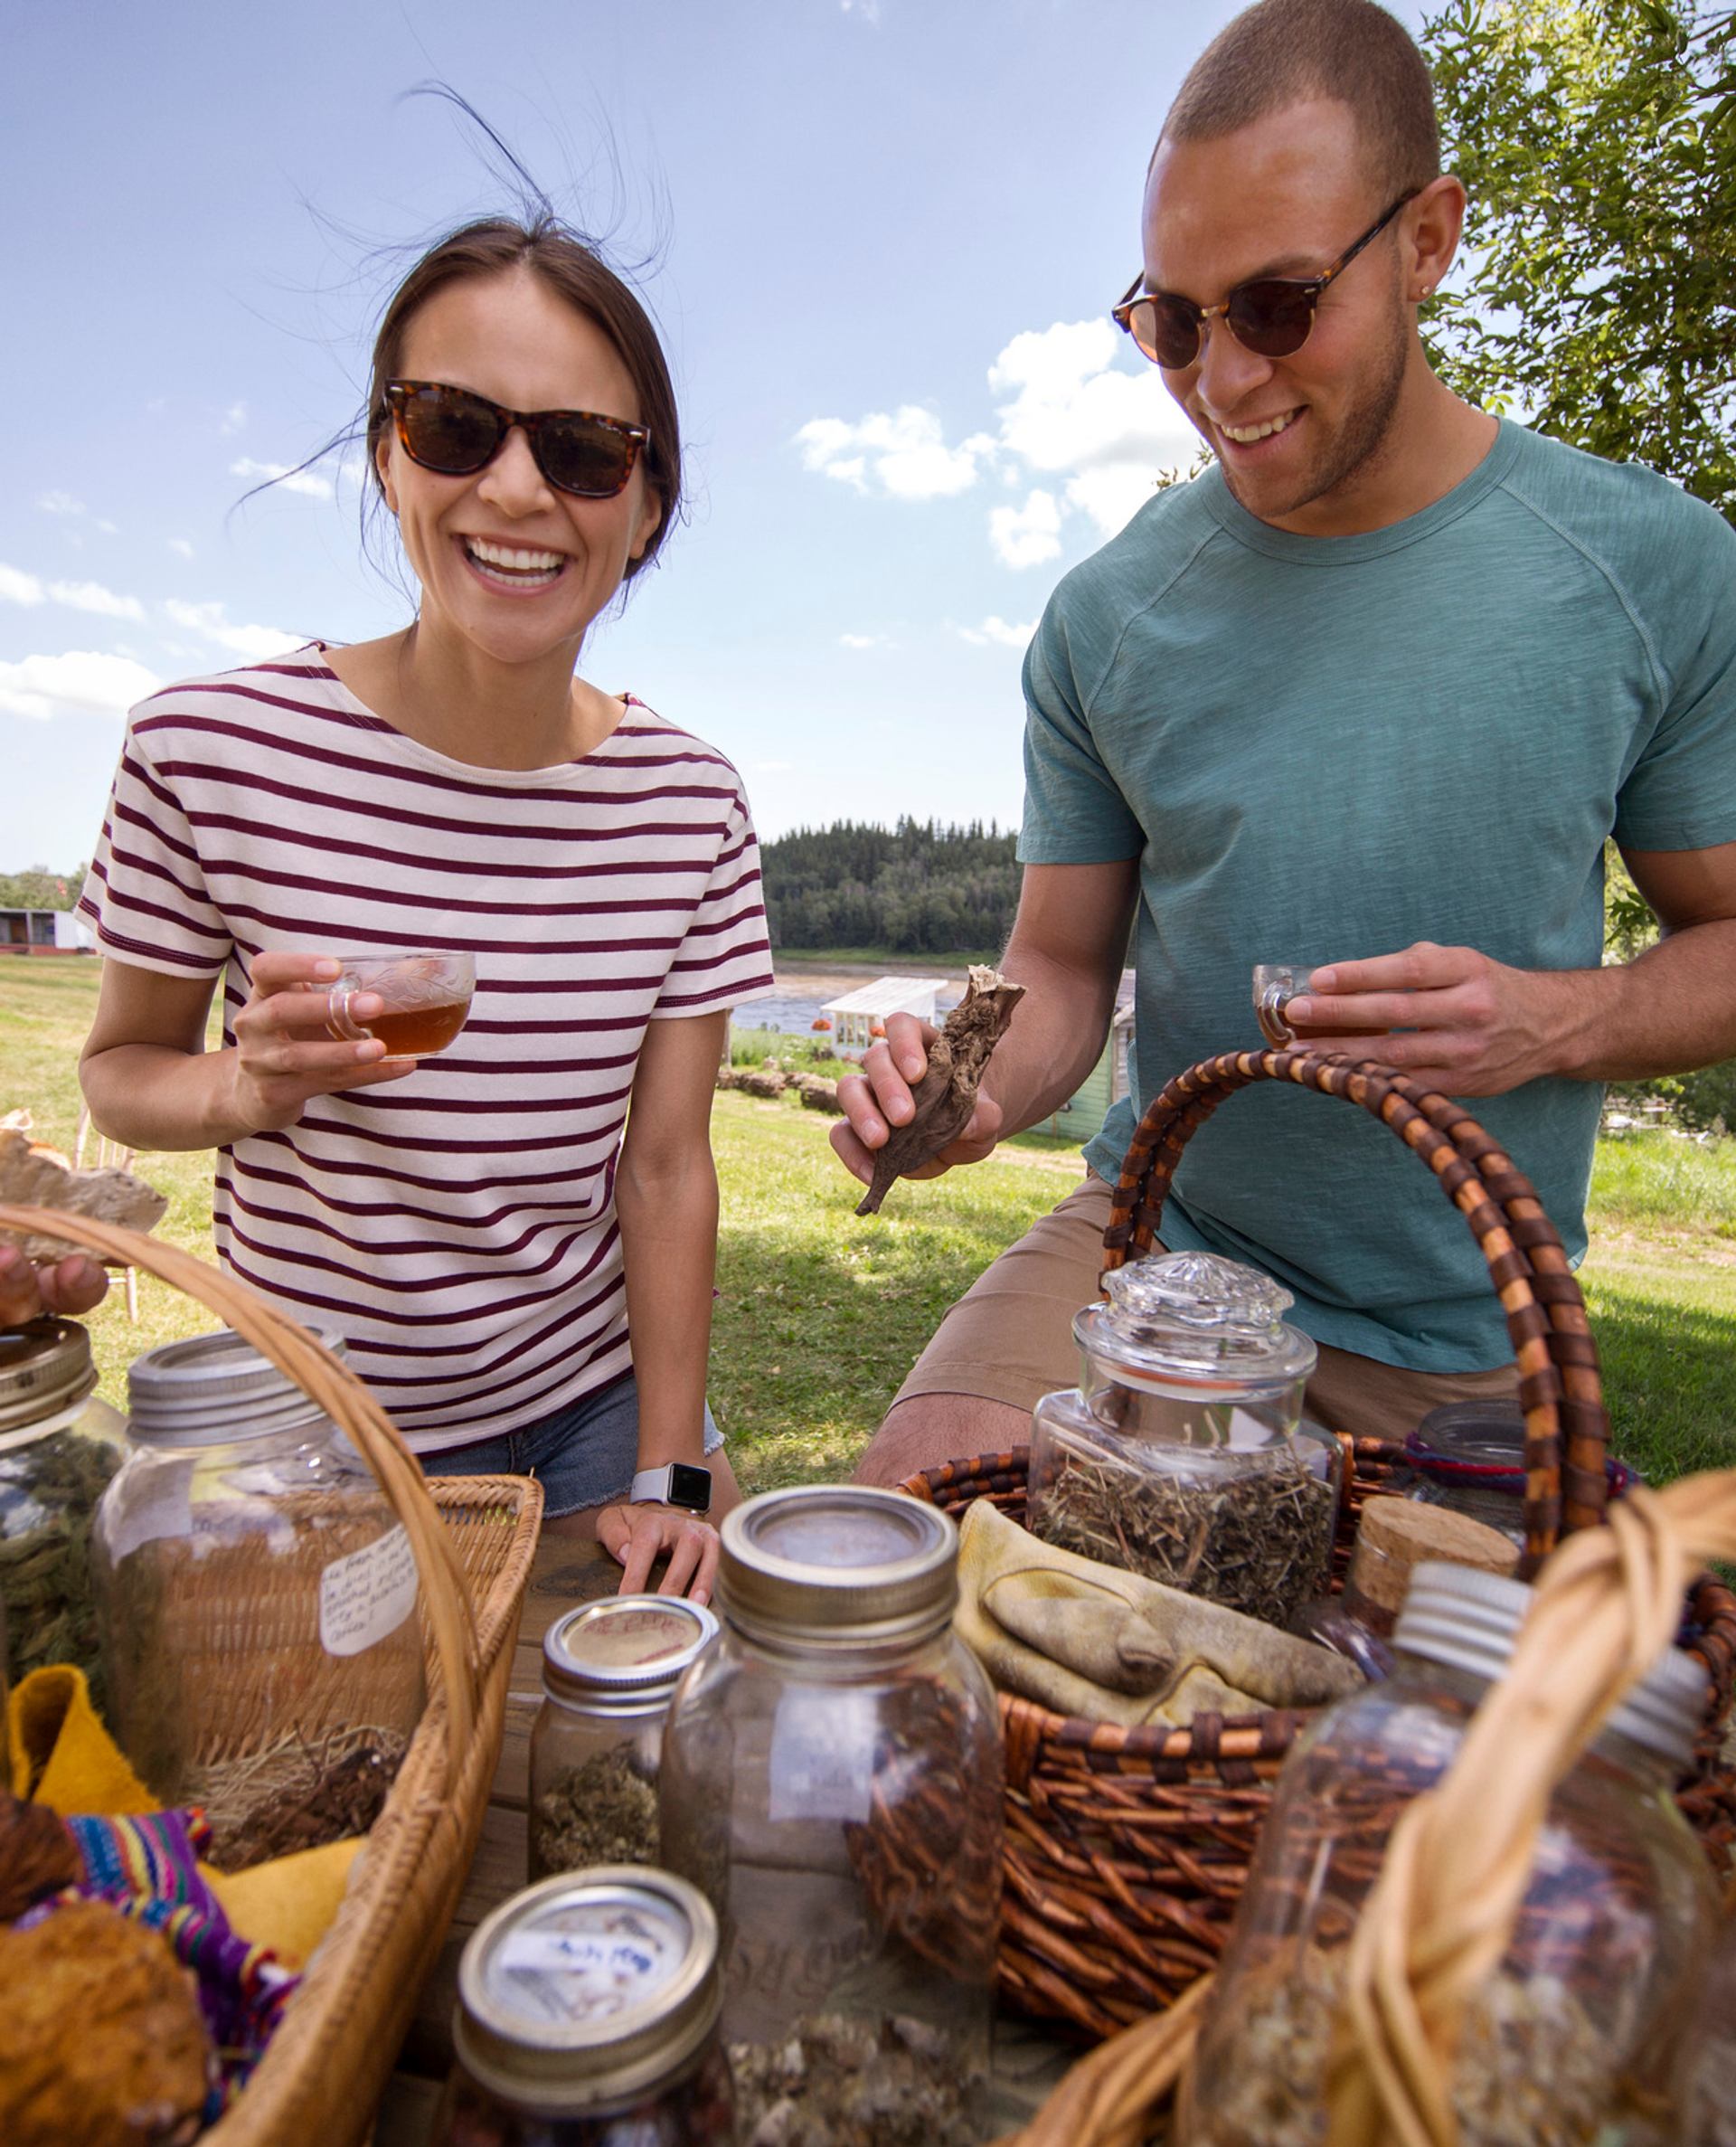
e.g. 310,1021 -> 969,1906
426,1372 -> 723,1518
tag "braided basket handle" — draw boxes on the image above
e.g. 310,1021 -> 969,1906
1100,1051 -> 1610,1573
0,1204 -> 480,1795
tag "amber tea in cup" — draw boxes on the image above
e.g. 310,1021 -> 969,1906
1252,962 -> 1383,1049
326,952 -> 475,1060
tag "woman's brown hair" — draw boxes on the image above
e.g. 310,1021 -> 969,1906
365,213 -> 682,580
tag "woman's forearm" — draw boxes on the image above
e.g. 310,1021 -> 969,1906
80,1041 -> 252,1151
615,1140 -> 720,1471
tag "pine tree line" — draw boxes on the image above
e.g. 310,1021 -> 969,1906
761,818 -> 1020,955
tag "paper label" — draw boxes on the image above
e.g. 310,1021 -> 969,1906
767,1685 -> 877,1824
104,1460 -> 194,1563
319,1524 -> 418,1657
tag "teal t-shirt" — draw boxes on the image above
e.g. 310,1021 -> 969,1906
1019,421 -> 1736,1371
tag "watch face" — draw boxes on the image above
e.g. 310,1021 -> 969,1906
668,1461 -> 712,1511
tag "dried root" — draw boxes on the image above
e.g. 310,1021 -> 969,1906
855,967 -> 1024,1216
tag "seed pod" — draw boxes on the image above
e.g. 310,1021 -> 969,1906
855,968 -> 1024,1216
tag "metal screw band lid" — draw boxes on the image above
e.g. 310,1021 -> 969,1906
542,1597 -> 719,1713
1396,1561 -> 1706,1771
456,1868 -> 721,2111
715,1484 -> 957,1647
0,1318 -> 98,1445
127,1329 -> 345,1446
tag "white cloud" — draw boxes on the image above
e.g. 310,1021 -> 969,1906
958,616 -> 1036,649
0,651 -> 161,721
36,490 -> 86,517
230,457 -> 334,500
165,599 -> 300,663
96,519 -> 118,536
796,406 -> 986,500
989,488 -> 1062,569
221,402 -> 248,436
839,632 -> 883,650
167,538 -> 195,560
0,564 -> 145,620
839,0 -> 882,19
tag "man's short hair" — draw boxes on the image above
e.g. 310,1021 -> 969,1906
1159,0 -> 1441,199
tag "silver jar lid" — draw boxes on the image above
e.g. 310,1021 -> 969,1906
0,1318 -> 99,1445
542,1597 -> 719,1715
127,1329 -> 345,1446
1079,1250 -> 1318,1386
716,1484 -> 957,1649
456,1868 -> 720,2112
1396,1561 -> 1709,1772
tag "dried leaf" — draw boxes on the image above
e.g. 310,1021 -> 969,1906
855,967 -> 1024,1215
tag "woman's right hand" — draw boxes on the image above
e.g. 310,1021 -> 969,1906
830,1010 -> 1004,1188
225,951 -> 417,1134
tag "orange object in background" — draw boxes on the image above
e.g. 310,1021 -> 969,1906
870,1022 -> 887,1036
812,1017 -> 833,1031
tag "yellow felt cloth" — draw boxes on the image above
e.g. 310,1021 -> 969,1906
955,1499 -> 1362,1726
6,1664 -> 363,1967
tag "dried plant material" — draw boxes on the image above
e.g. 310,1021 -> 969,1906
0,1425 -> 120,1704
0,1897 -> 212,2146
0,1129 -> 166,1262
1033,1443 -> 1336,1630
530,1743 -> 661,1877
729,2012 -> 981,2147
0,1787 -> 80,1921
194,1723 -> 410,1869
855,966 -> 1024,1215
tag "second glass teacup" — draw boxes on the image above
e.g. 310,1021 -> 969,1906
324,951 -> 476,1061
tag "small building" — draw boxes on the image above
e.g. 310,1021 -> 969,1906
820,977 -> 945,1052
0,907 -> 94,954
1034,969 -> 1136,1139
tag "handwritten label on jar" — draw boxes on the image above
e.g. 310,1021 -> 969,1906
767,1686 -> 877,1824
319,1525 -> 418,1657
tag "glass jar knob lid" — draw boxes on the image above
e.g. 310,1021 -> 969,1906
1089,1251 -> 1316,1381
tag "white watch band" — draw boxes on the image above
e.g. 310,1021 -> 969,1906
631,1466 -> 676,1504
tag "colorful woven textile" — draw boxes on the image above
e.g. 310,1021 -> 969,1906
67,1808 -> 298,2111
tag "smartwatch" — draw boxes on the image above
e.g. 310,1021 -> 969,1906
630,1462 -> 713,1514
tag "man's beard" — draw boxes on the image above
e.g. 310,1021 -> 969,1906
1219,310 -> 1411,521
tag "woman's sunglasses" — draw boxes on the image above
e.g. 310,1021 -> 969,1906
382,380 -> 650,499
1111,192 -> 1418,371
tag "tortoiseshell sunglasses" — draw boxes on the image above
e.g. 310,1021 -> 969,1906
1111,190 -> 1419,370
382,381 -> 650,498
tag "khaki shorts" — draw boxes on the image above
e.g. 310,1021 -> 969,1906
892,1174 -> 1518,1445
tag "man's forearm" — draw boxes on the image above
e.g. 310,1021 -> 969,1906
978,927 -> 1124,1135
1551,919 -> 1736,1082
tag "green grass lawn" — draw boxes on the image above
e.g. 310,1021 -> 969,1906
4,960 -> 1731,1494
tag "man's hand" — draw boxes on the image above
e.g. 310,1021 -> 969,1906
1287,941 -> 1586,1097
0,1244 -> 110,1326
596,1500 -> 721,1606
830,1012 -> 1005,1190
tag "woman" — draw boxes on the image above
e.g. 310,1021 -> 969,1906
77,217 -> 773,1604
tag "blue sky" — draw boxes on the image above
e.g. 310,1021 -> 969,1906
2,0 -> 1425,871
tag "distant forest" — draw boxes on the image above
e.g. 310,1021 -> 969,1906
760,819 -> 1019,955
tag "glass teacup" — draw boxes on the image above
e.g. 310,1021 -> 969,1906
325,951 -> 476,1061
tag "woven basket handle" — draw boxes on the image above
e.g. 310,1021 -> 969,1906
1100,1051 -> 1609,1572
0,1204 -> 480,1795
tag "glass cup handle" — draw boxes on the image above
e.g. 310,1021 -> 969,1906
327,987 -> 367,1042
1257,981 -> 1297,1046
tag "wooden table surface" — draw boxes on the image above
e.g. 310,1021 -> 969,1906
372,1531 -> 1079,2143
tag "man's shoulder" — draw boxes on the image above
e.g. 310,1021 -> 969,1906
1495,425 -> 1736,601
1040,474 -> 1224,655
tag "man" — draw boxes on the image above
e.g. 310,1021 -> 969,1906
835,0 -> 1736,1484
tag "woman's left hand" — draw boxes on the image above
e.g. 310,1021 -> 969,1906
596,1501 -> 722,1606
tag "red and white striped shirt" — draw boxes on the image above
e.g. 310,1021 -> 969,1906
80,648 -> 774,1450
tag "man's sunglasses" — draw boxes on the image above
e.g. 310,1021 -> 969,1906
382,380 -> 650,499
1111,191 -> 1419,371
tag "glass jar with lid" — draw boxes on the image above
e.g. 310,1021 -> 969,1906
91,1329 -> 425,1868
658,1485 -> 1002,2138
1187,1561 -> 1720,2147
1403,1398 -> 1642,1546
529,1596 -> 718,1882
432,1868 -> 734,2147
1026,1250 -> 1335,1628
0,1317 -> 126,1706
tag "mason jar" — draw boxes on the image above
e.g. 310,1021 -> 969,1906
1027,1250 -> 1335,1628
529,1596 -> 718,1882
432,1868 -> 734,2147
91,1329 -> 425,1868
1187,1562 -> 1720,2147
0,1317 -> 126,1706
658,1485 -> 1003,2137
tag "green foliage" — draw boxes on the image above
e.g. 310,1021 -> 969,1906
1423,0 -> 1736,521
0,865 -> 83,910
762,818 -> 1019,957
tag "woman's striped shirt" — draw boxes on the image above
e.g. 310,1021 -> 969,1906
79,647 -> 774,1451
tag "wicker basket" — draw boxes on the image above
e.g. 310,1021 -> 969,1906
0,1203 -> 544,2147
901,1049 -> 1736,2041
